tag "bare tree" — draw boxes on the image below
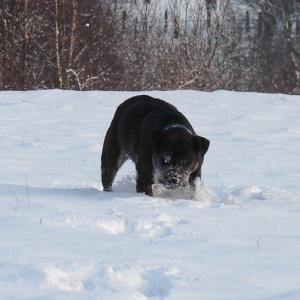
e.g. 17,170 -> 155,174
1,0 -> 299,93
242,0 -> 300,93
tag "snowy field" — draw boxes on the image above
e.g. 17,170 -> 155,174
1,89 -> 300,299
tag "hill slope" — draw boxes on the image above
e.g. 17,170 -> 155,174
1,90 -> 300,299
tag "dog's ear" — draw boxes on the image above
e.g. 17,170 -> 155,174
193,136 -> 210,156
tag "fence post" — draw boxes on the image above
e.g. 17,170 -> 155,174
134,17 -> 138,39
122,10 -> 127,30
246,10 -> 250,33
164,10 -> 168,33
257,12 -> 262,37
174,16 -> 179,39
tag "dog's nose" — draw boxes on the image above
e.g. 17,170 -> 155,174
165,178 -> 179,189
171,178 -> 177,183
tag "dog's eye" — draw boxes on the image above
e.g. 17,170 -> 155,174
162,155 -> 171,164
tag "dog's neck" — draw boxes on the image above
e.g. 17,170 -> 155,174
164,124 -> 192,135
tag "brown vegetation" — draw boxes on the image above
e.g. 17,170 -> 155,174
1,0 -> 299,93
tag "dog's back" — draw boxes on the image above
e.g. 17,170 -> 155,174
115,95 -> 179,160
114,95 -> 176,123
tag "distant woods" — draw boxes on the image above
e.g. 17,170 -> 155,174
1,0 -> 300,94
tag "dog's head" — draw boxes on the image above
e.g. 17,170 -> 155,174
152,126 -> 209,190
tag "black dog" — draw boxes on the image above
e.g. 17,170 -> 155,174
101,95 -> 209,197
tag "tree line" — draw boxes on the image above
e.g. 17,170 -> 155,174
1,0 -> 300,94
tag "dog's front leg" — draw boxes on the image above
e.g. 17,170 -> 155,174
136,179 -> 153,196
135,160 -> 154,196
189,169 -> 201,199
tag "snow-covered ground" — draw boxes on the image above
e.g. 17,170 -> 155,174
1,90 -> 300,299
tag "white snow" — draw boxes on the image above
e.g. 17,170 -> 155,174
1,89 -> 300,299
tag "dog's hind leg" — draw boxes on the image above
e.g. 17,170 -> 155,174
101,127 -> 128,192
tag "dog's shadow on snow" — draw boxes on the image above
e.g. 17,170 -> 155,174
0,184 -> 100,200
0,182 -> 142,202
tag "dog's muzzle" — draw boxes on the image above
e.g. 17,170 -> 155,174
162,178 -> 188,190
157,169 -> 190,190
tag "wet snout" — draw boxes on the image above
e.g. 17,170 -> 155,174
160,171 -> 189,190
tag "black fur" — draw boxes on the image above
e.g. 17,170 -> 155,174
101,95 -> 209,196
